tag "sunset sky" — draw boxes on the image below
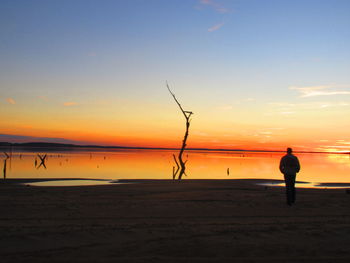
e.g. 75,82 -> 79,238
1,0 -> 350,152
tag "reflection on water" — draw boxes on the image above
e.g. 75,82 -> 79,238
3,158 -> 7,179
2,149 -> 350,186
257,182 -> 350,189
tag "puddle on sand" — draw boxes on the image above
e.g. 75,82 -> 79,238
25,179 -> 115,187
258,181 -> 350,189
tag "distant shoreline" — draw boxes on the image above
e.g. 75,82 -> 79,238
1,141 -> 349,154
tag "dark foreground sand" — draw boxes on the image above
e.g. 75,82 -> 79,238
0,179 -> 349,262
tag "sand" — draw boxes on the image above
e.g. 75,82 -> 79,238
0,179 -> 349,262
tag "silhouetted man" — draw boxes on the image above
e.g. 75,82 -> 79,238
279,148 -> 300,206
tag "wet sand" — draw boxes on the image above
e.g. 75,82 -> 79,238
1,179 -> 349,262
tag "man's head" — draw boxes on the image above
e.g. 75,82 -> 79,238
287,147 -> 292,154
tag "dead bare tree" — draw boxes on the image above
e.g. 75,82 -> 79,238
167,82 -> 193,180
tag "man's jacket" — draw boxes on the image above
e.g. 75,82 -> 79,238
279,154 -> 300,175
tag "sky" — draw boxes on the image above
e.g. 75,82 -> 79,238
1,0 -> 350,152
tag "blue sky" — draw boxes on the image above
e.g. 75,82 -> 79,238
2,0 -> 349,96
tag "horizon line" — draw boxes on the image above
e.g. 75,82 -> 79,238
0,141 -> 349,155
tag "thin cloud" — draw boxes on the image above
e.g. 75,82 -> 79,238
6,98 -> 16,104
318,103 -> 349,108
208,22 -> 225,32
269,101 -> 349,110
266,100 -> 349,118
63,102 -> 78,106
289,85 -> 350,98
336,140 -> 350,145
199,0 -> 231,13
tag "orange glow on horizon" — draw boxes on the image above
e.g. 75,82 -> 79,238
2,127 -> 350,153
1,105 -> 350,153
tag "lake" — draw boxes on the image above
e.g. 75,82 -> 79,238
2,148 -> 350,187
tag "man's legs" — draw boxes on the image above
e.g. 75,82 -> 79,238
284,174 -> 296,205
291,174 -> 296,203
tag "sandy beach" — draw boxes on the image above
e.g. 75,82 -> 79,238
0,179 -> 349,262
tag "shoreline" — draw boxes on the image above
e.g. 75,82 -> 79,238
2,178 -> 350,189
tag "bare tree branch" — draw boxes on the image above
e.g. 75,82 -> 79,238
167,82 -> 193,180
166,82 -> 193,120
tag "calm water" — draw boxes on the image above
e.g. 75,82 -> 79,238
2,149 -> 350,186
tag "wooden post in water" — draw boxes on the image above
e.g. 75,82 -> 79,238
3,152 -> 10,180
3,159 -> 7,180
37,154 -> 47,169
